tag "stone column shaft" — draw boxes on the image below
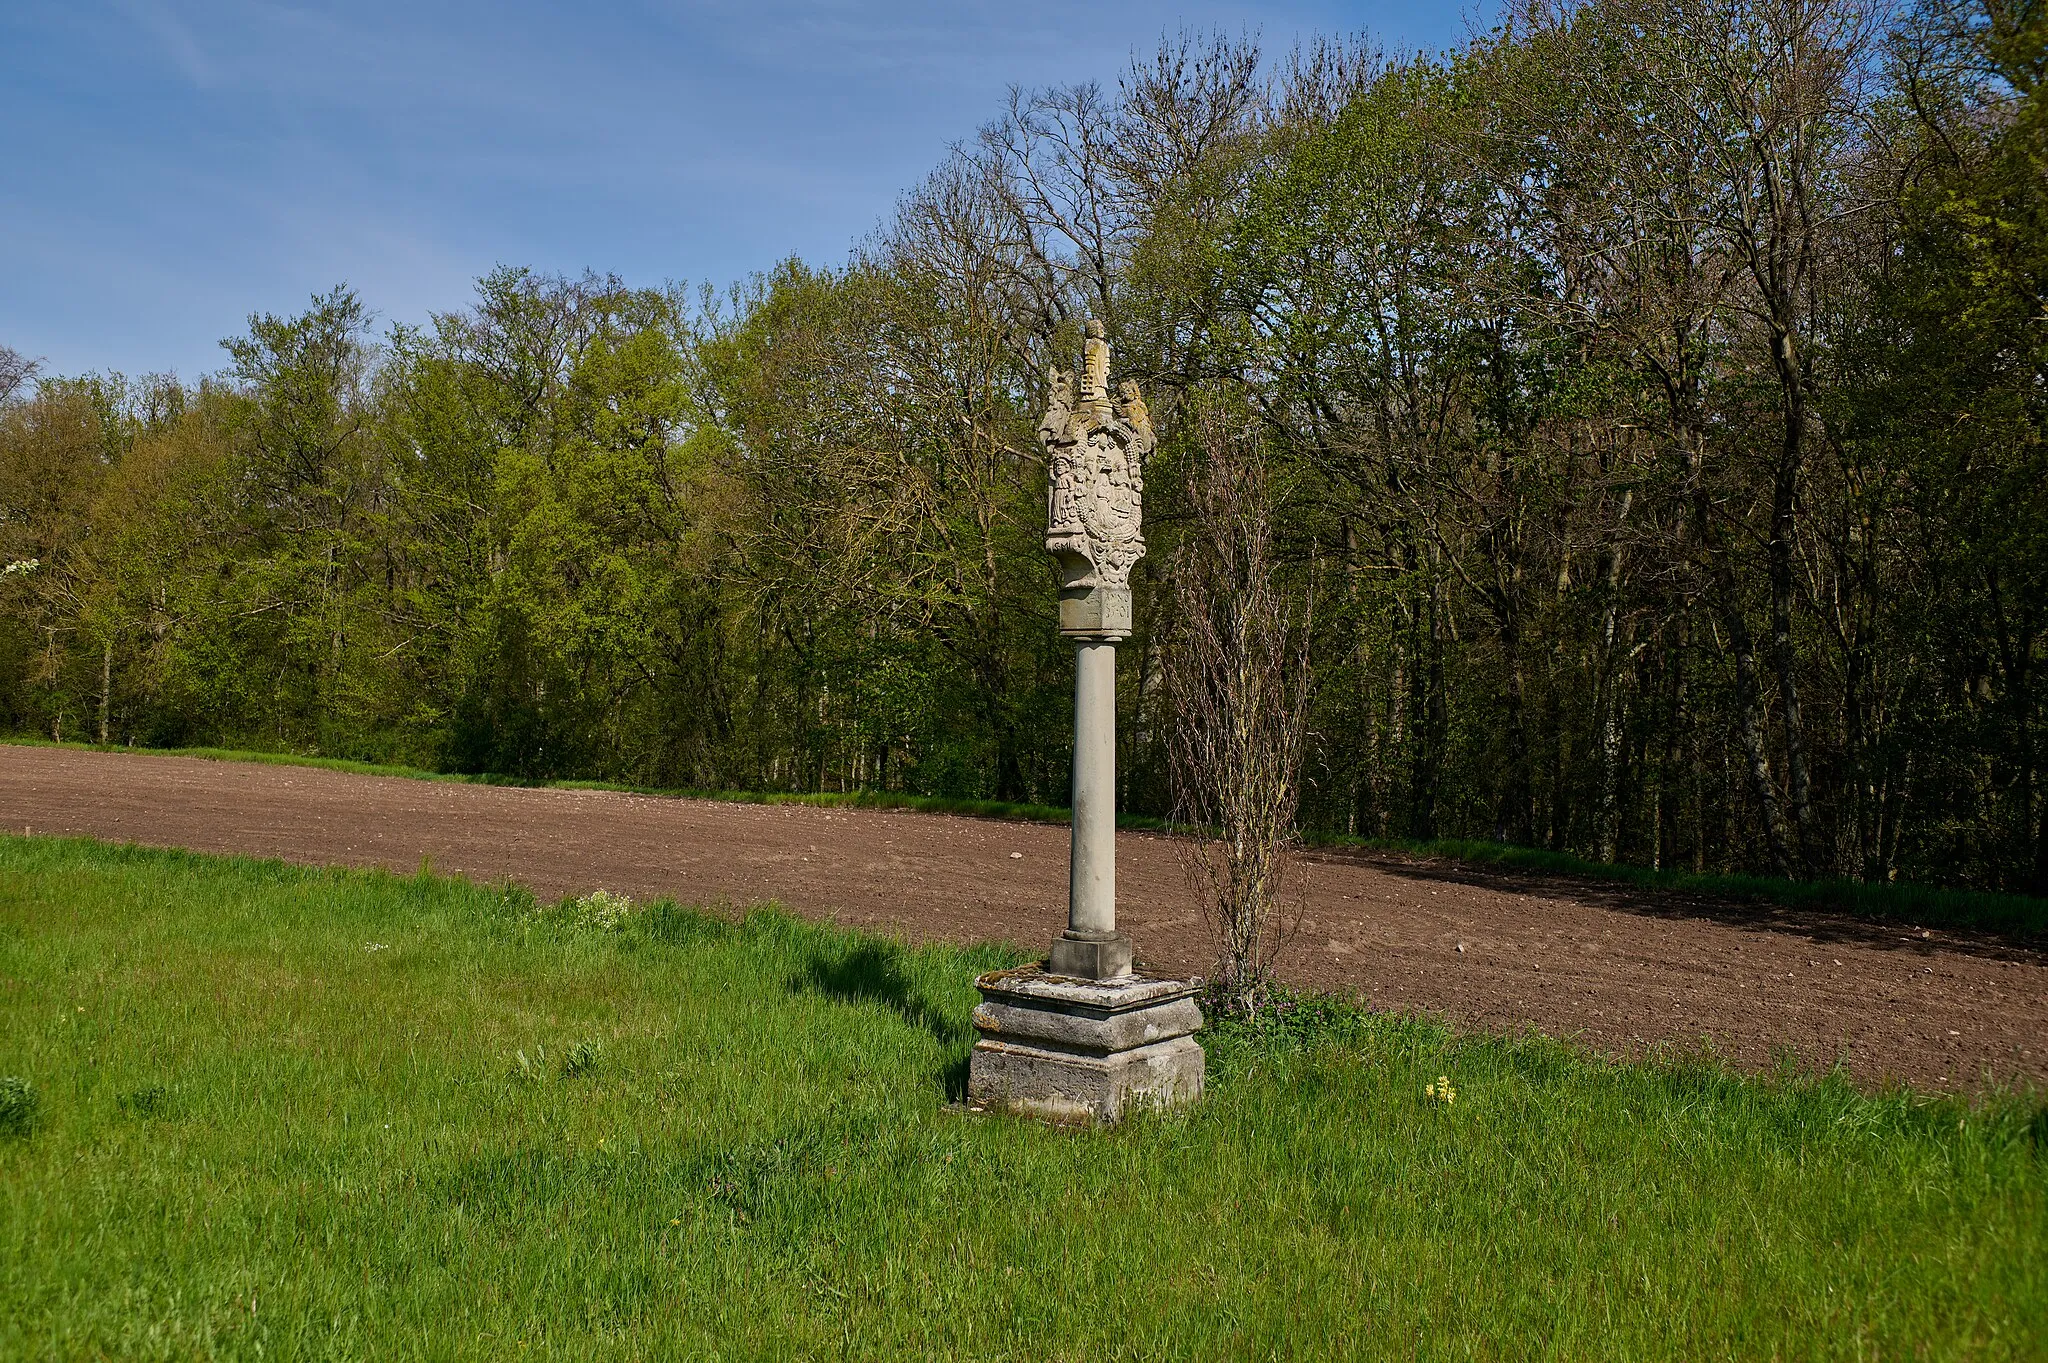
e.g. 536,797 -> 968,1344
1068,639 -> 1117,937
1047,634 -> 1131,979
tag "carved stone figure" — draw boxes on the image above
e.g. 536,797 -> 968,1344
1041,320 -> 1155,610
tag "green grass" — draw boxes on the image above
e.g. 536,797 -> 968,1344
0,837 -> 2043,1359
10,734 -> 2046,940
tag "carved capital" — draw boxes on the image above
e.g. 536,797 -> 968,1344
1042,321 -> 1149,635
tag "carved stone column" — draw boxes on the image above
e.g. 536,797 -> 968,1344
966,321 -> 1204,1123
1049,639 -> 1125,978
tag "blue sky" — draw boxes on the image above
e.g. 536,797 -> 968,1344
3,2 -> 1483,382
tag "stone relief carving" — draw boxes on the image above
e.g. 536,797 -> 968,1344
1041,320 -> 1155,595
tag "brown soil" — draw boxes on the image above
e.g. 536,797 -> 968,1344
4,744 -> 2042,1092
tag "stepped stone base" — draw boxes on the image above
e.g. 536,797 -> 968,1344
967,966 -> 1204,1124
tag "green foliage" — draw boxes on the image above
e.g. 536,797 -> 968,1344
560,1039 -> 605,1079
0,836 -> 2041,1358
0,1076 -> 37,1137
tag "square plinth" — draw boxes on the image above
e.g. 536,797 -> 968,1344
967,965 -> 1205,1124
1046,933 -> 1132,981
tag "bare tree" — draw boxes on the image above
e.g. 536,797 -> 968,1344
1162,401 -> 1313,1015
1111,30 -> 1267,202
0,345 -> 39,405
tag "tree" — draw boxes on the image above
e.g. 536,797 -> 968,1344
0,345 -> 37,405
1163,400 -> 1313,1014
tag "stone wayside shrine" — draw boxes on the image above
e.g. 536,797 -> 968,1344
966,321 -> 1205,1124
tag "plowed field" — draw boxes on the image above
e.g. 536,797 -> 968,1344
4,743 -> 2040,1091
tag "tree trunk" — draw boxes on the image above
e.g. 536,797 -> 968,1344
1768,334 -> 1818,874
1729,605 -> 1794,879
1657,626 -> 1689,872
1500,622 -> 1535,845
1595,490 -> 1633,862
98,638 -> 112,746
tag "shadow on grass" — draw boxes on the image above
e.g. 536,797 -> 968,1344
790,940 -> 976,1101
793,941 -> 970,1046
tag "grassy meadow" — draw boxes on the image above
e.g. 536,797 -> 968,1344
0,834 -> 2043,1360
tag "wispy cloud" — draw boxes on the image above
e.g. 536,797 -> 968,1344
118,0 -> 214,87
5,0 -> 1478,380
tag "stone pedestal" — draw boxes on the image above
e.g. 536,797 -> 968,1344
967,966 -> 1204,1124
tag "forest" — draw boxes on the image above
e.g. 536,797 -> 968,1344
2,0 -> 2043,894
